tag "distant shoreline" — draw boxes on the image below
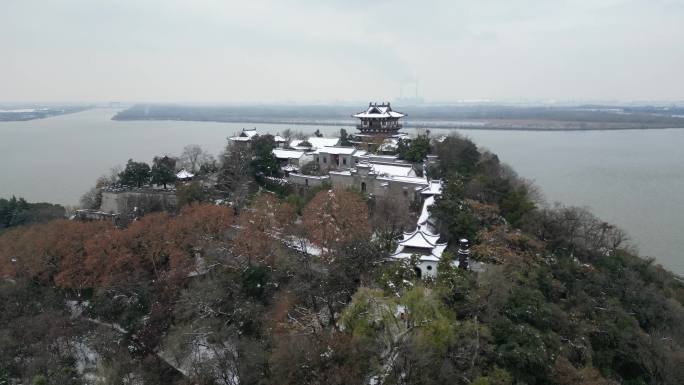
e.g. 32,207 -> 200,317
112,103 -> 684,132
111,116 -> 684,132
0,106 -> 92,122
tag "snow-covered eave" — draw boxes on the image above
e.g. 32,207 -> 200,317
353,111 -> 406,118
389,252 -> 440,262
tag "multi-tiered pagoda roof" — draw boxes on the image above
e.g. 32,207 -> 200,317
353,102 -> 405,136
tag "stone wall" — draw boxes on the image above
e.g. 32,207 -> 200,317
328,167 -> 426,204
287,174 -> 330,188
100,189 -> 178,215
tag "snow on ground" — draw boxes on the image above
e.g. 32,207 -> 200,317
66,300 -> 90,318
72,339 -> 103,384
157,335 -> 238,385
84,316 -> 128,334
283,235 -> 323,256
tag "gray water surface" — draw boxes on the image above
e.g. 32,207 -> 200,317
1,108 -> 682,273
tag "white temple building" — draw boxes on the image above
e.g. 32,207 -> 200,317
390,228 -> 447,278
386,178 -> 467,278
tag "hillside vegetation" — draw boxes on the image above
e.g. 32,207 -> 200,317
1,135 -> 682,385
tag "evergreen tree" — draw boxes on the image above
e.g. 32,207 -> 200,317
119,159 -> 151,188
251,135 -> 279,177
150,156 -> 177,189
339,128 -> 352,146
398,134 -> 431,162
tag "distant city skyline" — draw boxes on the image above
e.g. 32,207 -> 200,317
1,0 -> 683,103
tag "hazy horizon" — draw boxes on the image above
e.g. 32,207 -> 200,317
2,0 -> 683,104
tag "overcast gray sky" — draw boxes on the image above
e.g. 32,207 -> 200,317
1,0 -> 683,103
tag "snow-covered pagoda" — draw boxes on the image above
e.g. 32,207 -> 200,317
390,228 -> 447,278
353,102 -> 405,136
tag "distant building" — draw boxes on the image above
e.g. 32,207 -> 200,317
351,102 -> 407,150
353,102 -> 405,136
274,135 -> 287,147
229,128 -> 287,147
176,169 -> 195,181
289,137 -> 340,150
229,128 -> 259,143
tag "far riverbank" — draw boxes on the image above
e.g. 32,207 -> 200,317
112,103 -> 684,131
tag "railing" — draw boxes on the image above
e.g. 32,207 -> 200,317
356,123 -> 402,131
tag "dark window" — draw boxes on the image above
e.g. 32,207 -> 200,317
426,265 -> 433,271
343,158 -> 347,165
361,182 -> 367,192
323,157 -> 327,163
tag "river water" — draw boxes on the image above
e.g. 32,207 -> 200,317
1,108 -> 682,274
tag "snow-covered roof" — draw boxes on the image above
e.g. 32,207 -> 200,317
390,242 -> 447,262
368,162 -> 415,177
391,246 -> 447,262
353,102 -> 406,119
242,128 -> 258,137
290,137 -> 340,150
274,135 -> 287,142
329,170 -> 353,176
390,226 -> 447,262
229,128 -> 259,142
273,149 -> 306,160
315,146 -> 358,155
399,228 -> 442,249
357,154 -> 400,162
420,180 -> 443,196
176,169 -> 195,179
282,164 -> 299,172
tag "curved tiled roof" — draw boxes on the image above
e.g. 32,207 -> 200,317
353,102 -> 406,119
399,228 -> 442,249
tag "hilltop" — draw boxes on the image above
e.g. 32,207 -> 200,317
0,131 -> 683,385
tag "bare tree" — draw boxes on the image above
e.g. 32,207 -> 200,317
371,197 -> 416,252
180,144 -> 209,173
